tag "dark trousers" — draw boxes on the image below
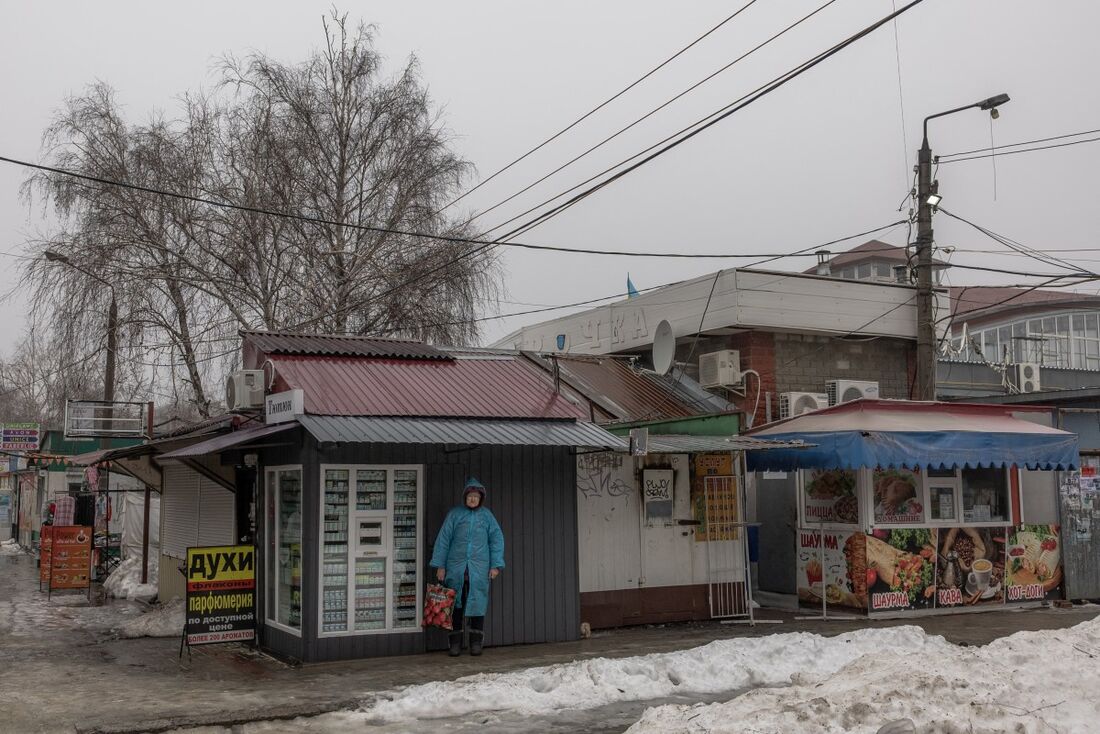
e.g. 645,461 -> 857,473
451,575 -> 484,632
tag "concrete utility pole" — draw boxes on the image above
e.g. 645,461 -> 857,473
915,93 -> 1010,401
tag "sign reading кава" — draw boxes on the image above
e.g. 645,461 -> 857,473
185,545 -> 256,645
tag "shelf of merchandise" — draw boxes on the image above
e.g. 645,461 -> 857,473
278,471 -> 303,629
391,470 -> 419,629
321,469 -> 350,633
354,556 -> 387,631
356,469 -> 387,512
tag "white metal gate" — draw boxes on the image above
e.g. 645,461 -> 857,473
703,475 -> 753,620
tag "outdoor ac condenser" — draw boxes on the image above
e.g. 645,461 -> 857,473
1014,362 -> 1041,393
698,349 -> 742,388
779,391 -> 828,419
226,369 -> 266,410
826,379 -> 880,406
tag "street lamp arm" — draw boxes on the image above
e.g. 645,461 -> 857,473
922,93 -> 1010,143
43,251 -> 116,295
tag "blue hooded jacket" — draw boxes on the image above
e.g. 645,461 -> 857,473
430,480 -> 505,617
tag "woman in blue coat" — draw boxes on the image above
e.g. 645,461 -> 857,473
430,477 -> 505,656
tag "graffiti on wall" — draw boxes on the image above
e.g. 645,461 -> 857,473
577,453 -> 632,499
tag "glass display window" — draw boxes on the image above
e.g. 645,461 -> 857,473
318,465 -> 423,636
961,467 -> 1010,523
265,466 -> 303,634
800,469 -> 859,528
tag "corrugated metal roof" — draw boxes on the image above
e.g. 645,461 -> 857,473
545,356 -> 698,422
158,423 -> 298,460
272,355 -> 588,420
299,415 -> 626,449
635,434 -> 811,454
242,330 -> 450,360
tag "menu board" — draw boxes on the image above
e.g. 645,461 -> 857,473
1005,524 -> 1062,602
692,454 -> 738,541
796,528 -> 866,610
802,470 -> 859,525
935,527 -> 1007,608
39,525 -> 53,585
865,528 -> 937,612
49,526 -> 92,590
872,469 -> 924,524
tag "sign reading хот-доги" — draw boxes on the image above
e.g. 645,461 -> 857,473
185,545 -> 256,646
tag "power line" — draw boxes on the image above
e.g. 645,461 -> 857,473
938,127 -> 1100,159
477,0 -> 930,245
439,0 -> 763,212
936,135 -> 1100,165
462,0 -> 841,230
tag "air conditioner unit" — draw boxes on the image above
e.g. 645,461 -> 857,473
1015,362 -> 1041,393
826,379 -> 880,406
779,392 -> 828,419
698,349 -> 742,388
226,369 -> 266,410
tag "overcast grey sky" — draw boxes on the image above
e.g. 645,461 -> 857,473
2,1 -> 1098,355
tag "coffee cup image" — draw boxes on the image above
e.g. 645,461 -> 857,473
972,558 -> 993,588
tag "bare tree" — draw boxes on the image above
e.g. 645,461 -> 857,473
16,11 -> 497,420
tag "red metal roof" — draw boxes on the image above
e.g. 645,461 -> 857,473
549,356 -> 697,422
241,330 -> 450,360
270,355 -> 588,420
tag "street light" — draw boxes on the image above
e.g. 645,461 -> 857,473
913,93 -> 1010,402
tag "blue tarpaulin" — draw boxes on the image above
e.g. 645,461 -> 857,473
746,399 -> 1080,472
746,429 -> 1079,471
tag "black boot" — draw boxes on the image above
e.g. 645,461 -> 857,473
448,630 -> 463,657
469,630 -> 484,656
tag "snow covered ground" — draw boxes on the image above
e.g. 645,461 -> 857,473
0,538 -> 25,555
628,616 -> 1100,733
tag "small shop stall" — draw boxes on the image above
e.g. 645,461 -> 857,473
747,399 -> 1078,616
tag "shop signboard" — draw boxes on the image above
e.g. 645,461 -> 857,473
185,544 -> 256,646
796,528 -> 866,610
865,528 -> 937,612
1005,524 -> 1062,602
49,526 -> 92,590
935,527 -> 1007,608
692,454 -> 738,541
802,469 -> 859,525
2,423 -> 40,451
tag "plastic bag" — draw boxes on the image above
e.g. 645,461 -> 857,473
423,583 -> 457,630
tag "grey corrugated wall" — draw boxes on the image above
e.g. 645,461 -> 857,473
254,432 -> 579,663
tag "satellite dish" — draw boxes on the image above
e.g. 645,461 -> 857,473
652,320 -> 675,375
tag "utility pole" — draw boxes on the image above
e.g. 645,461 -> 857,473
914,93 -> 1010,401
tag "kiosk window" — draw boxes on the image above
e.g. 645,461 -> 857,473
961,467 -> 1009,523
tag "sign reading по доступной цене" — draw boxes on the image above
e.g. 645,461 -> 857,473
185,545 -> 256,645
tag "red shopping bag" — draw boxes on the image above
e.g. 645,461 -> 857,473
424,583 -> 457,630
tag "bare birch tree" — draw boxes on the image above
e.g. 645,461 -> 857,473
17,11 -> 497,420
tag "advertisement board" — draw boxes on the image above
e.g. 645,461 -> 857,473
865,528 -> 937,612
802,469 -> 859,525
49,526 -> 92,590
1005,524 -> 1062,602
796,528 -> 866,610
185,544 -> 256,646
2,423 -> 40,451
692,454 -> 738,541
935,527 -> 1007,608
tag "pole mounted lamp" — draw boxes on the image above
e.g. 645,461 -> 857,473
913,93 -> 1010,402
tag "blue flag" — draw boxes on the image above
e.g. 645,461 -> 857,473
627,274 -> 639,298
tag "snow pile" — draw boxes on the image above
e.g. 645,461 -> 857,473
0,538 -> 24,555
103,556 -> 158,601
362,626 -> 949,723
627,616 -> 1100,733
117,597 -> 184,638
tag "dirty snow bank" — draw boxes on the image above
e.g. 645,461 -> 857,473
361,626 -> 949,723
627,616 -> 1100,733
104,556 -> 158,601
1,538 -> 25,555
118,597 -> 183,638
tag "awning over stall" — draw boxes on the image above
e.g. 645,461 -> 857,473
157,422 -> 298,460
746,399 -> 1078,471
613,434 -> 811,454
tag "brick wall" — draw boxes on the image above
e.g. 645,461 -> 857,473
674,329 -> 915,426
